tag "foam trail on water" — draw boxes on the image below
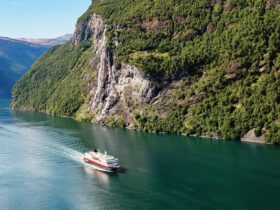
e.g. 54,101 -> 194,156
1,123 -> 85,164
46,143 -> 85,164
1,123 -> 111,172
62,147 -> 84,163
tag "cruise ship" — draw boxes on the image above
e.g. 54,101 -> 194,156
83,149 -> 120,172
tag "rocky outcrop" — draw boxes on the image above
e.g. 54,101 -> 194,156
266,0 -> 280,9
241,129 -> 265,144
73,14 -> 96,46
80,13 -> 159,126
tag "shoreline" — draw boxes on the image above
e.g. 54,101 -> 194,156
11,105 -> 268,145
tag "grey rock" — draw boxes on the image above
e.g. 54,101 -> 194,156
81,13 -> 159,125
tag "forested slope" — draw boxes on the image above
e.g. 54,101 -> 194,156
13,0 -> 280,143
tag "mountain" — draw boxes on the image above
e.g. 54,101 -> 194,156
12,0 -> 280,144
0,37 -> 48,98
0,35 -> 72,98
17,34 -> 73,47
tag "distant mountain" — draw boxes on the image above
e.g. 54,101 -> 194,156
17,34 -> 73,47
0,35 -> 72,98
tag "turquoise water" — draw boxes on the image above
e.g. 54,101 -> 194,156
0,99 -> 280,210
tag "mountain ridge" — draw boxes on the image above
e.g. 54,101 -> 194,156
16,34 -> 73,47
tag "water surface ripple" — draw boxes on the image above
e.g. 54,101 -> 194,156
0,99 -> 280,210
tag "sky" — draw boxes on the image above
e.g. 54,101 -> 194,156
0,0 -> 91,39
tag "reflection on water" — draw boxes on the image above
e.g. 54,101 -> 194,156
1,99 -> 280,209
83,165 -> 110,185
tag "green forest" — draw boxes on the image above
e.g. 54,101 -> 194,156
12,41 -> 93,116
13,0 -> 280,143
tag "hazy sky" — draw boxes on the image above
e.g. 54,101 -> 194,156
0,0 -> 91,39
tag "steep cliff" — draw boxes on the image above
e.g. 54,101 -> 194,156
75,13 -> 159,128
12,0 -> 280,143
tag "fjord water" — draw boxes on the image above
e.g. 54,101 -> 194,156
1,99 -> 280,210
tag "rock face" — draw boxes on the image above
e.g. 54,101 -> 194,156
73,14 -> 96,46
241,129 -> 265,144
76,13 -> 159,126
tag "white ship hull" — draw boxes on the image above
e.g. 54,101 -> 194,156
83,150 -> 120,172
